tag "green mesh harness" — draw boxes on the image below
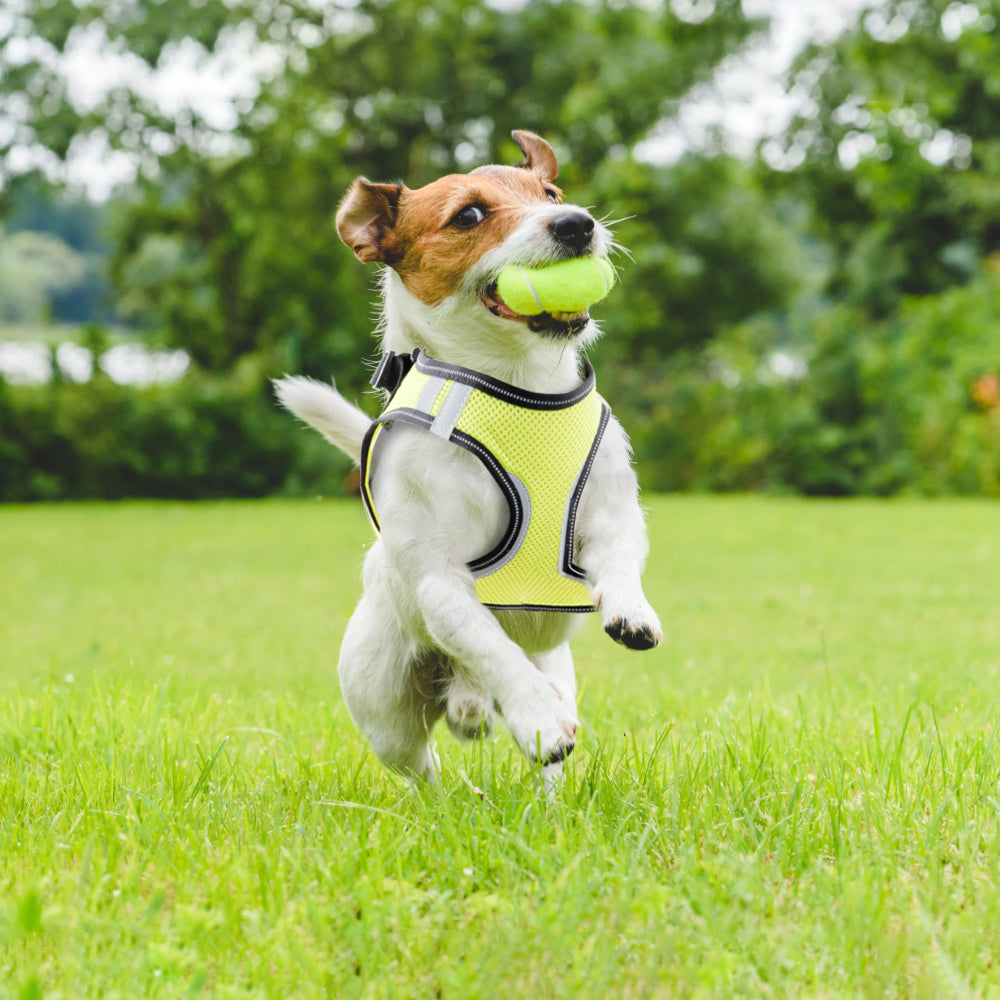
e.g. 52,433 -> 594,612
360,349 -> 610,612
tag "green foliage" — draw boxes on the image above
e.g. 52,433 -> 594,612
0,182 -> 115,324
6,259 -> 998,499
7,0 -> 1000,498
778,0 -> 1000,312
3,0 -> 771,387
4,0 -> 758,183
590,154 -> 798,361
0,359 -> 359,500
617,270 -> 1000,496
0,229 -> 85,323
884,267 -> 1000,493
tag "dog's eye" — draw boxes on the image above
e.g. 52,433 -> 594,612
450,205 -> 488,229
545,188 -> 559,203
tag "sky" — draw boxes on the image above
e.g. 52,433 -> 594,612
8,0 -> 876,199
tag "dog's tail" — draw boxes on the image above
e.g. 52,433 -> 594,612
273,376 -> 371,465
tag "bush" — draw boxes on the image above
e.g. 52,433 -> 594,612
0,358 -> 360,501
604,271 -> 1000,497
4,271 -> 999,501
885,273 -> 1000,494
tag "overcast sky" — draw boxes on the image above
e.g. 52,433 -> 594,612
641,0 -> 873,166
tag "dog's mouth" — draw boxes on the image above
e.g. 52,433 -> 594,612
482,283 -> 591,339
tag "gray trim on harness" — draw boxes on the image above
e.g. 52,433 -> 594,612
430,381 -> 474,440
416,375 -> 447,416
559,402 -> 611,581
412,374 -> 475,441
469,470 -> 531,581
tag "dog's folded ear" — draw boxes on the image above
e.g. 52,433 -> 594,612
336,178 -> 405,263
511,130 -> 559,184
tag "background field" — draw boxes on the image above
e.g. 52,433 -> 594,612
2,496 -> 999,998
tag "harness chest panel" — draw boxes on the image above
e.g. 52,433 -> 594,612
360,350 -> 610,613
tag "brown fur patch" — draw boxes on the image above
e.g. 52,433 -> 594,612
380,168 -> 562,306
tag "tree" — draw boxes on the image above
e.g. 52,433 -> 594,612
2,0 -> 758,190
588,152 -> 797,365
0,228 -> 85,322
3,180 -> 115,322
775,0 -> 1000,313
4,0 -> 787,388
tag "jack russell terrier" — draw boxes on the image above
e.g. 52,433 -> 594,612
275,130 -> 661,784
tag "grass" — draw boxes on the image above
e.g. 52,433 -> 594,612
1,495 -> 999,998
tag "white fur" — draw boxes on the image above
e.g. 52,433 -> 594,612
274,198 -> 661,785
274,376 -> 371,464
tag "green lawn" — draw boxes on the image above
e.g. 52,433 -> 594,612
1,496 -> 999,998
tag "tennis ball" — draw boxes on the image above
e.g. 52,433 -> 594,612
495,256 -> 616,316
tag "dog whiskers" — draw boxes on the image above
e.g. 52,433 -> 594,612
608,239 -> 635,264
596,211 -> 635,225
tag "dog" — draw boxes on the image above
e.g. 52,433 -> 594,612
274,130 -> 661,784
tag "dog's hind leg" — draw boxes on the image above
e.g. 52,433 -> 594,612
338,589 -> 443,782
445,671 -> 495,742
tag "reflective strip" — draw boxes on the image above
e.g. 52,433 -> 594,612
558,402 -> 610,581
417,375 -> 447,417
430,381 -> 473,440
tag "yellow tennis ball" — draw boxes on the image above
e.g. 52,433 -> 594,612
496,256 -> 616,316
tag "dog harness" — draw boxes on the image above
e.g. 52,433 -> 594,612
360,349 -> 610,612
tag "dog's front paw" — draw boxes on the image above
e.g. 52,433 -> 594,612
604,616 -> 662,650
501,678 -> 578,766
599,594 -> 662,651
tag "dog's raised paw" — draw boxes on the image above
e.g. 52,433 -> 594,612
604,616 -> 661,651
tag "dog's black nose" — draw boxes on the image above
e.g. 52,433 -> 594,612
549,211 -> 595,252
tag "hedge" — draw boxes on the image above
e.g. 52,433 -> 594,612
0,360 -> 358,501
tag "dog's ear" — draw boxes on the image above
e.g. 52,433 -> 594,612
336,178 -> 405,263
511,130 -> 559,184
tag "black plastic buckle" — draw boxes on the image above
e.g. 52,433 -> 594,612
371,350 -> 417,394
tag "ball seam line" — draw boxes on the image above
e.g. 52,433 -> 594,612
515,264 -> 545,313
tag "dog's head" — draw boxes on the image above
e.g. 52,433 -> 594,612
336,131 -> 612,358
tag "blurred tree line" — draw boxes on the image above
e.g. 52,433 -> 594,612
1,0 -> 998,499
0,189 -> 114,325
